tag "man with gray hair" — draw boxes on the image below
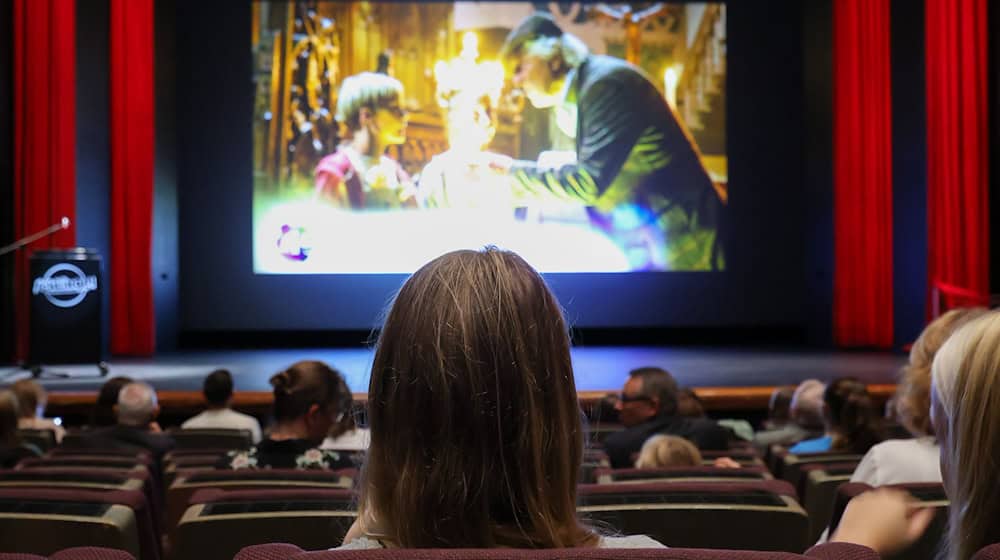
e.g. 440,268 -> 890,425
71,381 -> 174,460
753,379 -> 826,450
604,366 -> 732,468
489,12 -> 723,271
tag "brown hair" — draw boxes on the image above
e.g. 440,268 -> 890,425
629,367 -> 680,417
824,377 -> 884,454
10,379 -> 45,419
931,312 -> 1000,560
359,248 -> 599,548
895,307 -> 989,437
635,435 -> 703,468
0,390 -> 21,447
269,361 -> 351,426
92,376 -> 133,427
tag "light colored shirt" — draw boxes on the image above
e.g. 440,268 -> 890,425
181,408 -> 262,443
850,437 -> 942,486
338,535 -> 664,550
321,428 -> 370,451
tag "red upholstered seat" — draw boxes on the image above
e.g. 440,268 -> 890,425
233,543 -> 878,560
0,548 -> 135,560
974,544 -> 1000,560
592,465 -> 772,485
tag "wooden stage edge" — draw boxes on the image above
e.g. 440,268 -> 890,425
44,384 -> 898,417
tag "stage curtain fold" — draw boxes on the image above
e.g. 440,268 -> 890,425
832,0 -> 895,347
12,0 -> 77,361
109,0 -> 156,356
925,0 -> 990,309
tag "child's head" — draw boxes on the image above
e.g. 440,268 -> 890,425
360,247 -> 598,548
335,72 -> 407,146
635,434 -> 703,468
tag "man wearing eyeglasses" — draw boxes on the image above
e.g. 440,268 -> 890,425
604,367 -> 732,468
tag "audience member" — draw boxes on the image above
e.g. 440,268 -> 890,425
222,360 -> 354,470
790,377 -> 884,454
832,311 -> 1000,559
603,367 -> 731,468
182,369 -> 262,443
342,248 -> 662,549
75,382 -> 175,461
10,379 -> 65,442
753,379 -> 825,449
677,387 -> 754,442
762,385 -> 796,430
0,389 -> 42,467
850,308 -> 987,486
90,376 -> 134,427
635,434 -> 702,468
320,372 -> 369,451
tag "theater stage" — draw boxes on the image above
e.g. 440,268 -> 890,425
0,346 -> 907,395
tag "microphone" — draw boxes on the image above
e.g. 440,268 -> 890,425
0,216 -> 74,257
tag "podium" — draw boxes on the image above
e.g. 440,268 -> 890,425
29,248 -> 103,365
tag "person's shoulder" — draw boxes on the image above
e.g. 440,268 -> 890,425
581,55 -> 654,88
599,534 -> 666,548
315,149 -> 353,178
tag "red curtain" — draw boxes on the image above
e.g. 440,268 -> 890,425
925,0 -> 990,308
832,0 -> 895,347
109,0 -> 156,355
12,0 -> 77,361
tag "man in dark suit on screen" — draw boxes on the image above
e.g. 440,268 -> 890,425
491,12 -> 723,271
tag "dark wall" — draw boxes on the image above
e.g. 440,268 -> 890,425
891,0 -> 928,346
0,0 -> 12,362
76,0 -> 111,360
175,0 -> 819,338
154,0 -> 179,351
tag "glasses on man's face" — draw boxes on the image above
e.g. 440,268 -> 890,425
618,393 -> 652,404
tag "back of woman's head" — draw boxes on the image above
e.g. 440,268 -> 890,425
896,307 -> 989,437
635,435 -> 702,468
362,248 -> 596,548
92,376 -> 134,427
824,377 -> 884,454
931,311 -> 1000,560
0,390 -> 21,447
10,380 -> 45,419
270,360 -> 350,426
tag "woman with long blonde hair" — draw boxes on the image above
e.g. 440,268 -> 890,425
831,311 -> 1000,559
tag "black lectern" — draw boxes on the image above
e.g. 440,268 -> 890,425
29,248 -> 103,365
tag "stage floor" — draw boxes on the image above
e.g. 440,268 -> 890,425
1,346 -> 907,394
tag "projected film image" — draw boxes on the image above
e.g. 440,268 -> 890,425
253,2 -> 727,273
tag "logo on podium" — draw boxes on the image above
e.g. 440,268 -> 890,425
31,263 -> 99,308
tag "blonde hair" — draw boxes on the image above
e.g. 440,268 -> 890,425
895,308 -> 989,436
10,379 -> 45,419
635,435 -> 702,468
359,248 -> 599,548
931,311 -> 1000,560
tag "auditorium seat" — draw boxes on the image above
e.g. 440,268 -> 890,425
0,488 -> 156,560
577,480 -> 809,552
49,447 -> 153,462
166,428 -> 253,451
0,547 -> 136,560
775,451 -> 863,490
829,482 -> 948,560
799,462 -> 858,542
233,543 -> 876,560
974,544 -> 1000,560
593,465 -> 772,485
17,455 -> 150,472
162,454 -> 229,486
16,429 -> 56,452
171,488 -> 355,560
700,450 -> 765,468
164,468 -> 356,536
0,468 -> 146,493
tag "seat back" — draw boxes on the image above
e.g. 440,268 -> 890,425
830,482 -> 948,560
577,481 -> 809,552
800,462 -> 858,542
16,430 -> 56,452
0,492 -> 142,559
779,452 -> 863,490
0,468 -> 145,493
172,489 -> 356,560
233,544 -> 837,560
0,548 -> 136,560
17,456 -> 149,471
166,429 -> 252,451
165,468 -> 356,536
974,544 -> 1000,560
593,465 -> 771,485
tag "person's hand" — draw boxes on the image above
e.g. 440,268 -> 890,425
712,457 -> 741,469
481,152 -> 513,173
830,488 -> 935,554
148,421 -> 163,433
